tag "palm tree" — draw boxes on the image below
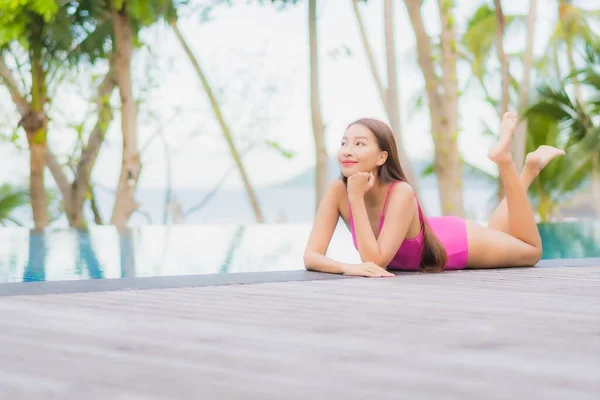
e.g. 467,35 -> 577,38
0,184 -> 28,226
351,0 -> 422,199
0,1 -> 65,229
460,2 -> 535,165
521,112 -> 589,221
1,1 -> 117,229
168,6 -> 266,223
567,41 -> 600,216
524,41 -> 600,220
403,0 -> 465,217
541,1 -> 600,100
308,0 -> 328,210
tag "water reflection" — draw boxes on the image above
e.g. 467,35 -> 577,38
77,230 -> 103,279
220,226 -> 245,274
23,233 -> 46,282
0,220 -> 598,284
539,221 -> 600,259
119,230 -> 136,278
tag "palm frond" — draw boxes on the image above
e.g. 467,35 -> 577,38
556,147 -> 593,194
525,85 -> 579,123
0,184 -> 29,224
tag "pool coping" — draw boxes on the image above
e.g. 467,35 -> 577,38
1,257 -> 599,297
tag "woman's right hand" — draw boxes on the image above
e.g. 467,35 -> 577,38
342,262 -> 395,278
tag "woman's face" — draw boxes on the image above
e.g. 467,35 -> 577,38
337,124 -> 387,177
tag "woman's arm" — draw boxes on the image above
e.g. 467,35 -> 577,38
304,180 -> 395,278
350,182 -> 417,267
303,181 -> 347,274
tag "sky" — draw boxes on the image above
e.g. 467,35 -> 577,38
0,0 -> 594,192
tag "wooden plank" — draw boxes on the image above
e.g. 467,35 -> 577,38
0,266 -> 598,399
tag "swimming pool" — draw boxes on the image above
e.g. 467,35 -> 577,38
0,221 -> 598,284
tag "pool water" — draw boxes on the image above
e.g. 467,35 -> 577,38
0,221 -> 598,284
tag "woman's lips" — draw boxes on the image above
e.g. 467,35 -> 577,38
341,161 -> 357,166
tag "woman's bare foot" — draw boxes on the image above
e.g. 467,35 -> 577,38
488,112 -> 518,164
525,145 -> 566,176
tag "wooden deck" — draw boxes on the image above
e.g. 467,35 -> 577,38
0,265 -> 598,399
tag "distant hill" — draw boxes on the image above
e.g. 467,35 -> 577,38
271,157 -> 496,189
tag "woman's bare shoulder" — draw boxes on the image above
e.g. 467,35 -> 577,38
323,179 -> 346,212
328,178 -> 347,194
390,180 -> 415,197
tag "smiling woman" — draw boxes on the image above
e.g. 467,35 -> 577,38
303,114 -> 567,277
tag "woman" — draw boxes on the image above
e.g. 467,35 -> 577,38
303,112 -> 565,277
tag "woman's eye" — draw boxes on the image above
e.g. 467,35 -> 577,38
356,142 -> 365,146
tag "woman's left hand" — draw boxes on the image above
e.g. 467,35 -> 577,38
347,172 -> 374,200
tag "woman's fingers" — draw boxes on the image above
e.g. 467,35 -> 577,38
365,267 -> 394,278
370,265 -> 393,276
358,262 -> 395,278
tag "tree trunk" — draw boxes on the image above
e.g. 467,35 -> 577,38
493,0 -> 509,203
89,185 -> 104,225
383,0 -> 422,199
493,0 -> 510,116
514,0 -> 537,171
69,66 -> 116,228
592,154 -> 600,217
309,0 -> 328,211
566,38 -> 584,104
351,0 -> 422,200
351,0 -> 385,106
435,0 -> 464,216
560,0 -> 584,105
537,193 -> 554,223
0,57 -> 29,115
170,20 -> 265,223
25,34 -> 49,230
111,7 -> 140,229
28,141 -> 48,230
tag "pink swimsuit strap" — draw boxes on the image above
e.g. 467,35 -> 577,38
349,181 -> 423,235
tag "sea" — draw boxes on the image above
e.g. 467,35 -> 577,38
94,185 -> 499,226
10,183 -> 499,228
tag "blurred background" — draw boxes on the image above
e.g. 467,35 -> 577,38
0,0 -> 598,231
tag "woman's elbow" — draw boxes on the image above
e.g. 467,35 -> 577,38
360,254 -> 388,268
303,251 -> 316,271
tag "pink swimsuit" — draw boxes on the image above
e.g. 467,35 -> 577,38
349,181 -> 468,271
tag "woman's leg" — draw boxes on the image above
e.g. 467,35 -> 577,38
465,220 -> 541,268
486,112 -> 542,255
487,145 -> 566,233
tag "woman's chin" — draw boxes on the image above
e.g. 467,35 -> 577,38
339,165 -> 360,176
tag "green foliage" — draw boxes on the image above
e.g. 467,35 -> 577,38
265,140 -> 295,159
460,2 -> 525,117
461,3 -> 523,82
570,40 -> 600,115
537,3 -> 600,78
0,0 -> 59,46
421,162 -> 435,177
526,85 -> 588,143
0,184 -> 28,226
524,37 -> 600,220
112,0 -> 182,25
420,158 -> 495,182
462,3 -> 495,79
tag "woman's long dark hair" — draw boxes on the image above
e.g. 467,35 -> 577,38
343,118 -> 447,272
